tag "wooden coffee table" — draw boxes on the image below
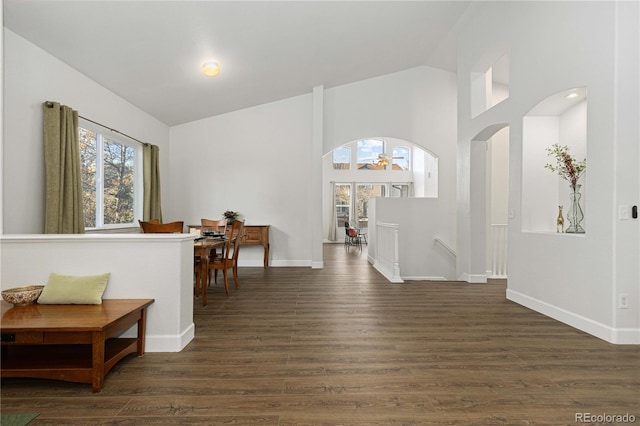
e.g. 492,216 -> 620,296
0,299 -> 154,392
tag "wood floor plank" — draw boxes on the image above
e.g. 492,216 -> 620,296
1,244 -> 638,424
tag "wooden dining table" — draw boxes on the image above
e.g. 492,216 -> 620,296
193,237 -> 226,306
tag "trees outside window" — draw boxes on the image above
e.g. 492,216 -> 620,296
356,184 -> 385,228
79,124 -> 139,229
335,184 -> 351,228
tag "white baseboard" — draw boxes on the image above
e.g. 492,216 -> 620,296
458,272 -> 487,283
507,289 -> 640,345
140,322 -> 195,352
402,276 -> 448,281
372,262 -> 404,283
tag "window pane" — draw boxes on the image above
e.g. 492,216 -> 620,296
335,184 -> 350,228
79,127 -> 97,228
103,139 -> 135,225
333,146 -> 350,170
356,184 -> 385,229
392,146 -> 410,170
357,139 -> 384,169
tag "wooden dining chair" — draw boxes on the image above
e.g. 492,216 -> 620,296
200,218 -> 227,234
200,218 -> 228,259
139,220 -> 184,233
207,220 -> 244,294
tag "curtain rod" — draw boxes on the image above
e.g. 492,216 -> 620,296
45,101 -> 148,146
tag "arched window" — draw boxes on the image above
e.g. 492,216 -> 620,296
326,138 -> 438,237
357,139 -> 384,169
332,146 -> 350,170
392,146 -> 410,170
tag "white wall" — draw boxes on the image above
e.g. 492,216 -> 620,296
323,66 -> 457,253
321,136 -> 438,241
612,0 -> 640,337
168,94 -> 314,267
488,127 -> 509,226
522,116 -> 561,232
369,197 -> 456,280
457,1 -> 639,343
485,127 -> 509,273
0,234 -> 196,352
170,66 -> 457,267
2,29 -> 170,234
0,5 -> 4,234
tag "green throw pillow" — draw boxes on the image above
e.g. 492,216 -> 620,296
38,272 -> 111,304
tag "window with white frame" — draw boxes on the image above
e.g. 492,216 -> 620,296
333,146 -> 350,170
392,146 -> 410,170
79,122 -> 141,229
357,139 -> 384,169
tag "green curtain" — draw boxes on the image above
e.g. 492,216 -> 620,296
143,144 -> 163,222
43,102 -> 85,234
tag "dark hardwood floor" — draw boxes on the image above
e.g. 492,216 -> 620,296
2,244 -> 639,425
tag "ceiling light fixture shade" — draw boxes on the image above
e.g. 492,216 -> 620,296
202,61 -> 220,77
566,88 -> 582,99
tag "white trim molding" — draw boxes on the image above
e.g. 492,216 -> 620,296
507,289 -> 640,345
458,272 -> 487,283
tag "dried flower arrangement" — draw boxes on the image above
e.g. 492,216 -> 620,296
545,144 -> 586,186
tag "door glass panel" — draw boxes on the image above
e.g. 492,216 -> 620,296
335,184 -> 351,228
356,184 -> 385,229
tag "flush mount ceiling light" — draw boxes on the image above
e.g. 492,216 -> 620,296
566,89 -> 580,99
202,61 -> 220,77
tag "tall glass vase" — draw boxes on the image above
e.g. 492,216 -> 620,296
566,184 -> 585,233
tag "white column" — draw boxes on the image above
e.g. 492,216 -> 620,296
310,86 -> 324,268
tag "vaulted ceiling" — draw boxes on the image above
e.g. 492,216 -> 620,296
4,1 -> 470,126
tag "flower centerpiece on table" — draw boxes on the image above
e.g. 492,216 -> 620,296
544,144 -> 586,186
223,210 -> 239,222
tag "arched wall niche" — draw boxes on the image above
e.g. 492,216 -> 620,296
521,87 -> 587,234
